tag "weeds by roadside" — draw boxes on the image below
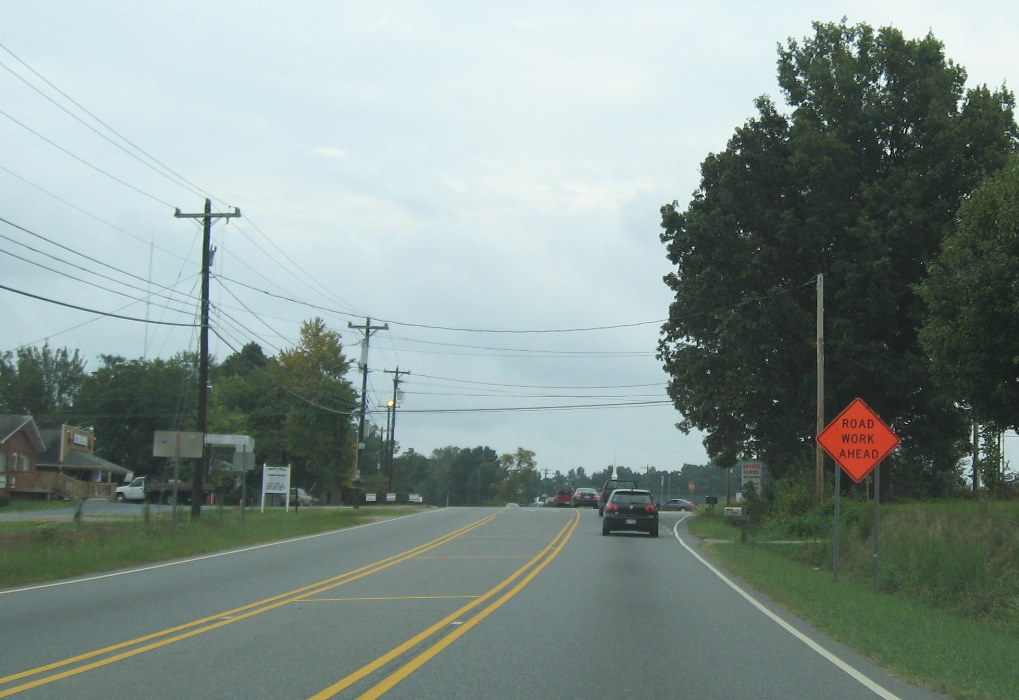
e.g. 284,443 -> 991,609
0,506 -> 423,589
686,499 -> 1019,699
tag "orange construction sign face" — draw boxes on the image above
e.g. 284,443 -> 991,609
816,398 -> 900,483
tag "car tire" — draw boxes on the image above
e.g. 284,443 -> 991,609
601,527 -> 610,536
598,508 -> 603,517
116,493 -> 125,503
649,528 -> 659,537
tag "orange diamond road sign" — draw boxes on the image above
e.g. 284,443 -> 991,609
817,398 -> 900,483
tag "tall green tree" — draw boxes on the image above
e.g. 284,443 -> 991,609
0,344 -> 86,425
210,342 -> 287,465
659,20 -> 1017,492
72,353 -> 198,472
274,318 -> 357,500
497,448 -> 539,504
918,155 -> 1019,430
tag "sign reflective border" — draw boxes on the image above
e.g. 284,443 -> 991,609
817,398 -> 900,482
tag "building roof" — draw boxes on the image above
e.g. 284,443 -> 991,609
37,428 -> 130,474
0,415 -> 46,451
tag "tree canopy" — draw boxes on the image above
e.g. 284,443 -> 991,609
0,344 -> 86,424
73,352 -> 199,472
659,20 -> 1018,492
918,154 -> 1019,429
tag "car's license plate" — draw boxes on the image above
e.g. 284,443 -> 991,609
625,518 -> 637,525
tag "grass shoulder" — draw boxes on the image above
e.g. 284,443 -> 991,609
0,505 -> 427,590
683,507 -> 1018,699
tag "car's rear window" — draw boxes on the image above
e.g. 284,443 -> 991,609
605,480 -> 635,490
611,493 -> 652,506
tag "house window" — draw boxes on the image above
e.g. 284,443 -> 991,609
20,453 -> 32,471
0,451 -> 6,470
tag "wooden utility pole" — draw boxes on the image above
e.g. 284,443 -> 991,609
383,367 -> 410,492
815,273 -> 825,502
174,199 -> 241,520
348,318 -> 388,508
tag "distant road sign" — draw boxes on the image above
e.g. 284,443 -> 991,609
739,461 -> 763,491
817,398 -> 900,482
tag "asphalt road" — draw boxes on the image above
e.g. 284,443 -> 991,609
0,507 -> 948,699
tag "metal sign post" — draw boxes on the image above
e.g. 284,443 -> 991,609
817,398 -> 899,589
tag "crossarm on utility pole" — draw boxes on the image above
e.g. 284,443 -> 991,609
174,199 -> 241,520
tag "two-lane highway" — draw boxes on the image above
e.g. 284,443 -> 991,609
0,507 -> 946,699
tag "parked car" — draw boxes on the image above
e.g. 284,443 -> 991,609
571,487 -> 599,508
601,489 -> 658,537
661,498 -> 697,511
598,477 -> 637,516
554,487 -> 574,507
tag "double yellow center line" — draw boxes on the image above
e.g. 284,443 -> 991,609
0,512 -> 503,697
315,508 -> 579,699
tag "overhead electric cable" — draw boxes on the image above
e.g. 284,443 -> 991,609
0,283 -> 198,326
0,42 -> 214,201
410,373 -> 664,390
0,164 -> 190,262
0,244 -> 198,315
373,399 -> 672,415
214,274 -> 665,334
0,107 -> 174,207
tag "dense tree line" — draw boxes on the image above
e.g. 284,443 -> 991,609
2,321 -> 708,504
659,20 -> 1019,498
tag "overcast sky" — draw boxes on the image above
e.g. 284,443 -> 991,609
3,1 -> 1018,476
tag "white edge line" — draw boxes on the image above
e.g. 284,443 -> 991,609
672,516 -> 901,700
1,509 -> 437,596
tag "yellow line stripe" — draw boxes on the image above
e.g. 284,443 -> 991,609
415,555 -> 531,559
0,512 -> 501,697
304,596 -> 479,602
307,509 -> 580,699
358,512 -> 580,699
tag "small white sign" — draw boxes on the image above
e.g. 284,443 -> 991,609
260,464 -> 291,512
386,492 -> 396,502
365,492 -> 377,502
739,461 -> 764,492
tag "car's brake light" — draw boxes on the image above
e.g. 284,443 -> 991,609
605,503 -> 619,513
646,504 -> 657,514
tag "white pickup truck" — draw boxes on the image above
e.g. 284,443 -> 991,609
115,475 -> 207,505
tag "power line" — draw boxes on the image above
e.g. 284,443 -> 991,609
0,46 -> 209,201
213,273 -> 666,334
0,106 -> 174,208
0,282 -> 198,326
374,399 -> 672,415
409,372 -> 664,390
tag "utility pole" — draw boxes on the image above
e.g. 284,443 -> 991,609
348,318 -> 388,509
815,272 -> 825,502
174,199 -> 241,521
383,367 -> 410,492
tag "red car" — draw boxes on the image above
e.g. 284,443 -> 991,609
554,487 -> 573,507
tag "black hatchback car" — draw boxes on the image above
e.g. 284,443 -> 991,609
601,489 -> 658,537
